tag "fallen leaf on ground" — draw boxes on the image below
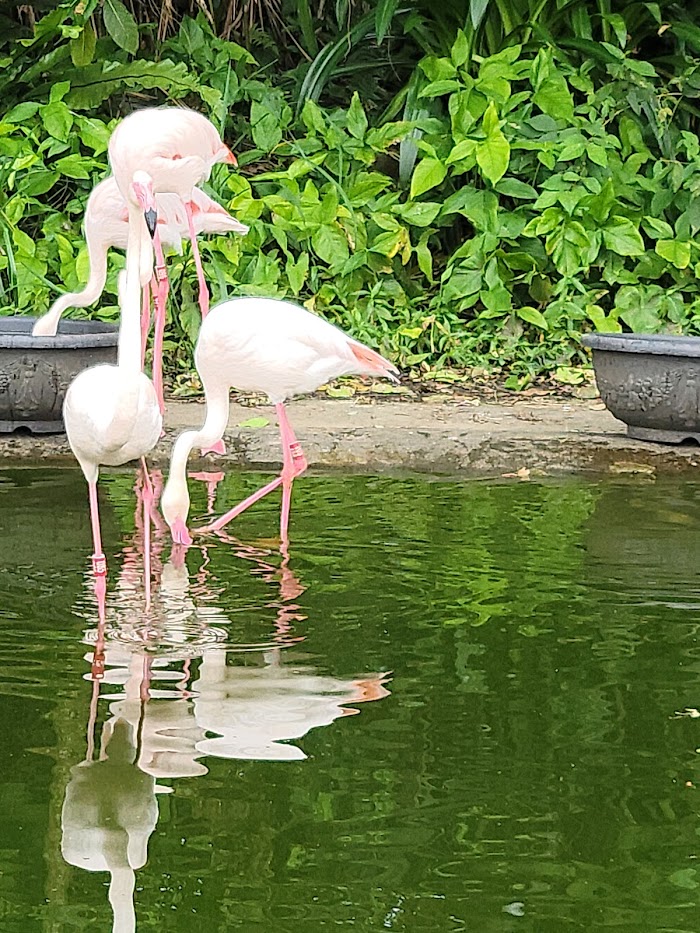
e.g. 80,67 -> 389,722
238,417 -> 270,429
502,467 -> 531,479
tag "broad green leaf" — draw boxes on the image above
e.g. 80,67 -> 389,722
416,232 -> 433,281
49,81 -> 71,103
446,138 -> 477,165
602,217 -> 645,256
54,154 -> 91,179
655,239 -> 691,269
301,99 -> 326,134
587,143 -> 608,166
40,102 -> 73,142
516,306 -> 548,330
77,116 -> 111,154
103,0 -> 139,54
669,869 -> 699,890
347,92 -> 368,139
394,202 -> 441,226
534,74 -> 574,122
347,172 -> 391,205
286,252 -> 309,295
312,225 -> 349,265
419,79 -> 462,98
410,158 -> 447,199
476,130 -> 510,185
251,101 -> 283,150
451,29 -> 469,67
19,170 -> 58,196
5,102 -> 40,123
419,56 -> 457,82
70,22 -> 96,66
642,216 -> 674,239
495,178 -> 537,199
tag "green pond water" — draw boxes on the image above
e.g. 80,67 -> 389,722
1,467 -> 700,932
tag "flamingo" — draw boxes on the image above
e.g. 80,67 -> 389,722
64,171 -> 162,581
31,178 -> 248,339
160,297 -> 399,546
108,106 -> 236,320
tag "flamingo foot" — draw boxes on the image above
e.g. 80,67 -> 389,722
200,438 -> 226,456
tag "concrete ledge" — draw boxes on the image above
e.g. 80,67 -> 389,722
2,396 -> 699,476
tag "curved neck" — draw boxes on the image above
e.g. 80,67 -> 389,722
165,383 -> 230,511
120,201 -> 150,372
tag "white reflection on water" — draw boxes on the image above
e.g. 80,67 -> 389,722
61,497 -> 390,932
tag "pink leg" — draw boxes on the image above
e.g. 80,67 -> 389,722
196,403 -> 307,537
140,458 -> 155,610
196,474 -> 285,535
90,572 -> 107,682
88,481 -> 107,577
277,403 -> 308,538
189,470 -> 225,513
151,232 -> 170,417
185,201 -> 209,318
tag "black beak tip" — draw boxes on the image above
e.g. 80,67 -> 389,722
144,208 -> 157,238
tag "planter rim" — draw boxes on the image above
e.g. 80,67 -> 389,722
582,332 -> 700,358
0,316 -> 118,350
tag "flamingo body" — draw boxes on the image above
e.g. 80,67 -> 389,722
161,297 -> 398,543
195,297 -> 396,403
108,107 -> 234,202
64,366 -> 162,481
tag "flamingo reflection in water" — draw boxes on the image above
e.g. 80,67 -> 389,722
63,511 -> 390,931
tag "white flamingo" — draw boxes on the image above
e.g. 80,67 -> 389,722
63,172 -> 162,581
32,178 -> 248,340
160,296 -> 399,545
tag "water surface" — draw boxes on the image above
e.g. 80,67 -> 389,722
1,467 -> 700,932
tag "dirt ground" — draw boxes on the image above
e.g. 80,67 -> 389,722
2,388 -> 699,477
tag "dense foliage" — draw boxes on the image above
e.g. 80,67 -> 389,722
3,1 -> 700,384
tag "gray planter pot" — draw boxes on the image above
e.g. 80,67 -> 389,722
582,332 -> 700,444
0,317 -> 119,434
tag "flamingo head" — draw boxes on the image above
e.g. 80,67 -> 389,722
130,170 -> 158,239
161,473 -> 192,547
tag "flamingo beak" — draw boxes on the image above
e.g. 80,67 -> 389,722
144,208 -> 157,239
222,146 -> 237,166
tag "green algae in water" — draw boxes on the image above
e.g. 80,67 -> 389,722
1,468 -> 700,931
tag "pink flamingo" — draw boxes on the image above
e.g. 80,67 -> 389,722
108,107 -> 238,416
32,179 -> 248,336
64,173 -> 162,581
160,296 -> 399,545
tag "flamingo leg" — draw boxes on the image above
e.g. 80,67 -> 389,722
140,458 -> 155,611
88,480 -> 107,577
184,201 -> 209,318
151,232 -> 170,418
277,402 -> 308,539
196,404 -> 307,537
90,572 -> 107,683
